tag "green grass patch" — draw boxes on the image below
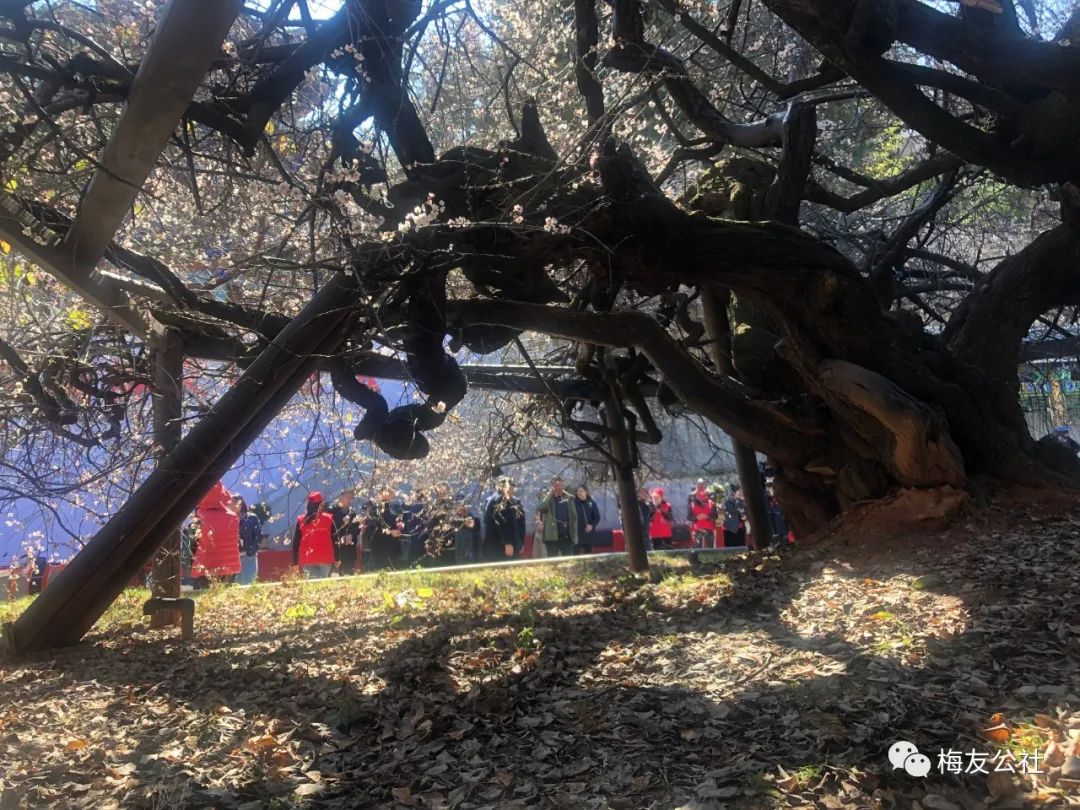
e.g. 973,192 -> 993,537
1,555 -> 670,639
793,764 -> 824,787
0,594 -> 35,627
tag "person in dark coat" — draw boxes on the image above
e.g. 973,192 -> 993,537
180,517 -> 200,586
424,482 -> 458,565
355,496 -> 376,571
721,483 -> 747,548
404,488 -> 429,565
573,484 -> 601,554
327,489 -> 361,575
765,481 -> 790,545
363,487 -> 404,571
235,496 -> 264,585
452,504 -> 481,564
484,478 -> 526,560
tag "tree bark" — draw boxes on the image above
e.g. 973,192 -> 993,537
603,387 -> 649,572
732,443 -> 769,549
447,300 -> 820,465
945,225 -> 1080,384
573,0 -> 604,124
148,323 -> 184,628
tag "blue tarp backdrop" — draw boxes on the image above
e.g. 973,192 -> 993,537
0,377 -> 409,566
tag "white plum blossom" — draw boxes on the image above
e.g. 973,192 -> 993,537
543,216 -> 571,235
398,195 -> 446,232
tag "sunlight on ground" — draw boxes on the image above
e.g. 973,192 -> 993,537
1,525 -> 1077,808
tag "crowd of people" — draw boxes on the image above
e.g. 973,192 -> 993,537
636,478 -> 789,551
178,473 -> 792,584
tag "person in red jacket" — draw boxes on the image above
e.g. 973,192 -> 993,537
687,479 -> 718,549
192,481 -> 242,586
649,488 -> 674,550
292,492 -> 336,579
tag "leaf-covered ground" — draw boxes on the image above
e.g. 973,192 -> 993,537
2,496 -> 1080,809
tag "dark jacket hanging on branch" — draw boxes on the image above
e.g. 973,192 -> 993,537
330,272 -> 466,461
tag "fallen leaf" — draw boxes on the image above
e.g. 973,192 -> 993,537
1034,714 -> 1057,729
911,573 -> 945,590
244,734 -> 277,754
982,724 -> 1011,743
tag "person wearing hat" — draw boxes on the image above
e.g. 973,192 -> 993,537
192,481 -> 242,587
687,479 -> 718,549
291,491 -> 337,579
649,487 -> 674,550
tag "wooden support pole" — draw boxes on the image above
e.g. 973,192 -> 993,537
1,0 -> 240,340
604,387 -> 649,572
6,274 -> 359,654
149,323 -> 184,628
63,0 -> 242,269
